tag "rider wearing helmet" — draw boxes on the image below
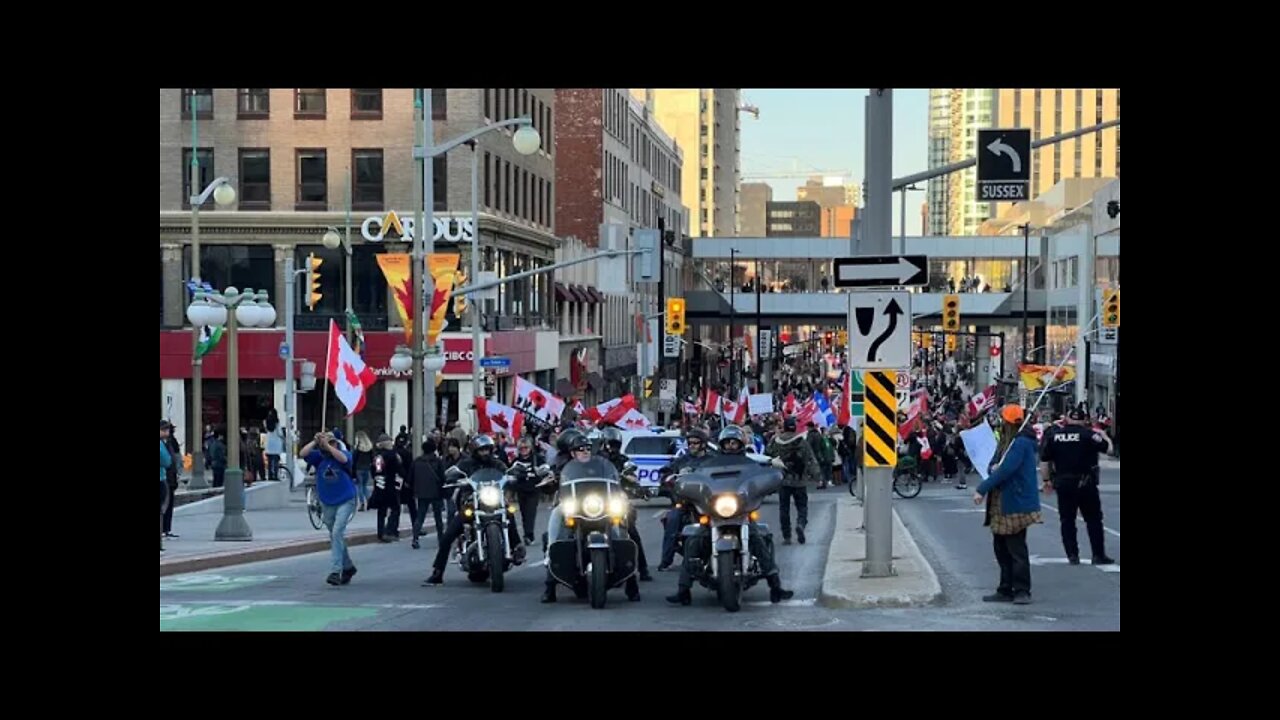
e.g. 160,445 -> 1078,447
541,433 -> 643,603
657,428 -> 719,571
423,434 -> 521,586
666,425 -> 795,606
594,424 -> 653,583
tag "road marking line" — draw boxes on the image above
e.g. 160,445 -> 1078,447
1040,502 -> 1121,538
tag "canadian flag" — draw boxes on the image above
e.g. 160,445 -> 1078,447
783,393 -> 798,417
325,320 -> 377,416
682,401 -> 699,416
513,376 -> 565,425
734,385 -> 750,424
795,399 -> 819,429
476,397 -> 524,438
899,390 -> 929,439
836,372 -> 852,427
595,394 -> 638,427
704,389 -> 722,417
967,385 -> 997,418
617,408 -> 652,430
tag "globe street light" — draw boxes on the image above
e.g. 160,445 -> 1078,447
512,125 -> 543,156
186,286 -> 276,541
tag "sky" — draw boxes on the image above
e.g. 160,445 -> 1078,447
739,89 -> 930,236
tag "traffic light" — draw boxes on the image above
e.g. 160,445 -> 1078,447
943,294 -> 960,331
824,331 -> 834,349
945,334 -> 957,352
665,297 -> 686,335
306,253 -> 324,310
644,378 -> 655,398
838,330 -> 848,347
1103,289 -> 1120,328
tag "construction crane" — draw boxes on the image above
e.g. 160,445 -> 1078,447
738,102 -> 759,119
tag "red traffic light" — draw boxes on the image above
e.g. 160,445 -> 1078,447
989,345 -> 1001,357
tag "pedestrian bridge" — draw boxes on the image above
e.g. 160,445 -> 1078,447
686,289 -> 1043,325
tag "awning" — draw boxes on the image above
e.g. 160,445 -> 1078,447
585,286 -> 606,303
554,282 -> 573,302
554,379 -> 577,398
570,285 -> 591,303
585,371 -> 604,390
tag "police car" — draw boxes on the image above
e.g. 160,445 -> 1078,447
597,429 -> 771,503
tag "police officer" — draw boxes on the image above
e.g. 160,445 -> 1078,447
1039,407 -> 1115,566
541,434 -> 642,603
666,426 -> 794,605
657,428 -> 719,571
423,436 -> 523,586
597,426 -> 653,581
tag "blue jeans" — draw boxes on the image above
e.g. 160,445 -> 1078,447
356,470 -> 371,505
661,506 -> 687,567
321,499 -> 357,575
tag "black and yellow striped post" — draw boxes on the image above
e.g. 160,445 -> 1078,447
862,370 -> 898,468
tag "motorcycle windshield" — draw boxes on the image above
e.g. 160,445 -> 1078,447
470,467 -> 507,485
674,456 -> 782,509
559,456 -> 620,483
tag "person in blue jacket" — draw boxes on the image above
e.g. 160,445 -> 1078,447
161,421 -> 173,552
972,404 -> 1043,605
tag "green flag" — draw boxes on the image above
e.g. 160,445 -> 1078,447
195,325 -> 225,359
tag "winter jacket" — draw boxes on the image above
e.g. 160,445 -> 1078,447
411,454 -> 447,501
767,432 -> 821,487
977,427 -> 1042,516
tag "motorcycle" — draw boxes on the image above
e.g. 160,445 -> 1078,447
542,456 -> 639,609
672,455 -> 783,612
442,465 -> 526,593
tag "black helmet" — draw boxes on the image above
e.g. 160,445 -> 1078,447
556,429 -> 587,454
718,426 -> 749,454
783,417 -> 797,431
470,435 -> 496,455
600,426 -> 623,448
685,428 -> 709,443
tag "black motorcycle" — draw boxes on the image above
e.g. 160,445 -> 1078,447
442,466 -> 523,593
543,456 -> 639,609
672,456 -> 783,612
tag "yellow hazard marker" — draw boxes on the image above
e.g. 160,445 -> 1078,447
862,370 -> 899,468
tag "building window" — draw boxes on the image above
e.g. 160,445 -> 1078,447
237,149 -> 270,209
351,89 -> 382,119
523,170 -> 531,220
484,89 -> 492,120
433,155 -> 447,212
296,149 -> 328,209
495,88 -> 505,121
182,148 -> 215,209
182,88 -> 213,119
187,246 -> 275,306
295,88 -> 326,117
352,149 -> 384,210
484,151 -> 491,207
521,89 -> 528,118
535,177 -> 542,225
544,180 -> 551,226
237,89 -> 269,118
544,104 -> 552,152
432,88 -> 447,120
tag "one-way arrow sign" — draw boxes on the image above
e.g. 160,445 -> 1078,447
832,255 -> 929,288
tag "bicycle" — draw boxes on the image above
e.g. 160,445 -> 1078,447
303,472 -> 324,530
845,457 -> 922,498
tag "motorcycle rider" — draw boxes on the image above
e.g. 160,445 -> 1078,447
767,417 -> 821,545
423,435 -> 523,586
541,433 -> 642,603
508,436 -> 546,546
597,426 -> 653,582
657,428 -> 719,571
666,425 -> 795,606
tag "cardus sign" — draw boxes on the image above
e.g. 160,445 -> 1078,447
361,210 -> 475,243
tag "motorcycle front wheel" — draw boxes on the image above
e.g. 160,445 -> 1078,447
717,552 -> 742,613
589,547 -> 608,609
486,524 -> 505,593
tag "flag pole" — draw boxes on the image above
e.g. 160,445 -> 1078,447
322,319 -> 334,435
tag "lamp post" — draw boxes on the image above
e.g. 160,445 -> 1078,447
898,184 -> 924,255
186,286 -> 277,540
322,171 -> 353,441
411,89 -> 540,453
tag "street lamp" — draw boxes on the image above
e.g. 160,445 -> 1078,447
412,87 -> 541,452
898,183 -> 924,255
187,286 -> 276,541
187,175 -> 236,491
322,166 -> 355,441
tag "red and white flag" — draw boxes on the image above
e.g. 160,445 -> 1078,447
967,384 -> 997,418
899,390 -> 929,439
475,397 -> 524,438
734,385 -> 750,424
682,401 -> 699,416
795,399 -> 818,428
617,408 -> 652,431
783,393 -> 798,417
836,373 -> 852,427
597,394 -> 638,427
325,320 -> 377,416
513,376 -> 565,425
703,388 -> 722,416
919,434 -> 933,460
572,400 -> 586,416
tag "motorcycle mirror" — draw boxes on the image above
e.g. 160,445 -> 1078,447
444,466 -> 467,482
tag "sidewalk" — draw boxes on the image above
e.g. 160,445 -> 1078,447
160,494 -> 435,577
818,496 -> 942,609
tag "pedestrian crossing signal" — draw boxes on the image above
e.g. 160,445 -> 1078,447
1102,289 -> 1120,328
943,294 -> 960,331
644,378 -> 655,398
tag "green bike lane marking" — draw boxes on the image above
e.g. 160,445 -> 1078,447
160,574 -> 279,593
159,601 -> 442,632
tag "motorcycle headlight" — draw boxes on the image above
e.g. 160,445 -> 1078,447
561,498 -> 578,517
478,485 -> 502,508
713,495 -> 740,519
581,494 -> 606,519
608,495 -> 627,518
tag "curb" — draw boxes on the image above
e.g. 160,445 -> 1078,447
159,523 -> 435,577
817,500 -> 943,609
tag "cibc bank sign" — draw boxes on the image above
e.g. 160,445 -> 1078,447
361,210 -> 475,243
